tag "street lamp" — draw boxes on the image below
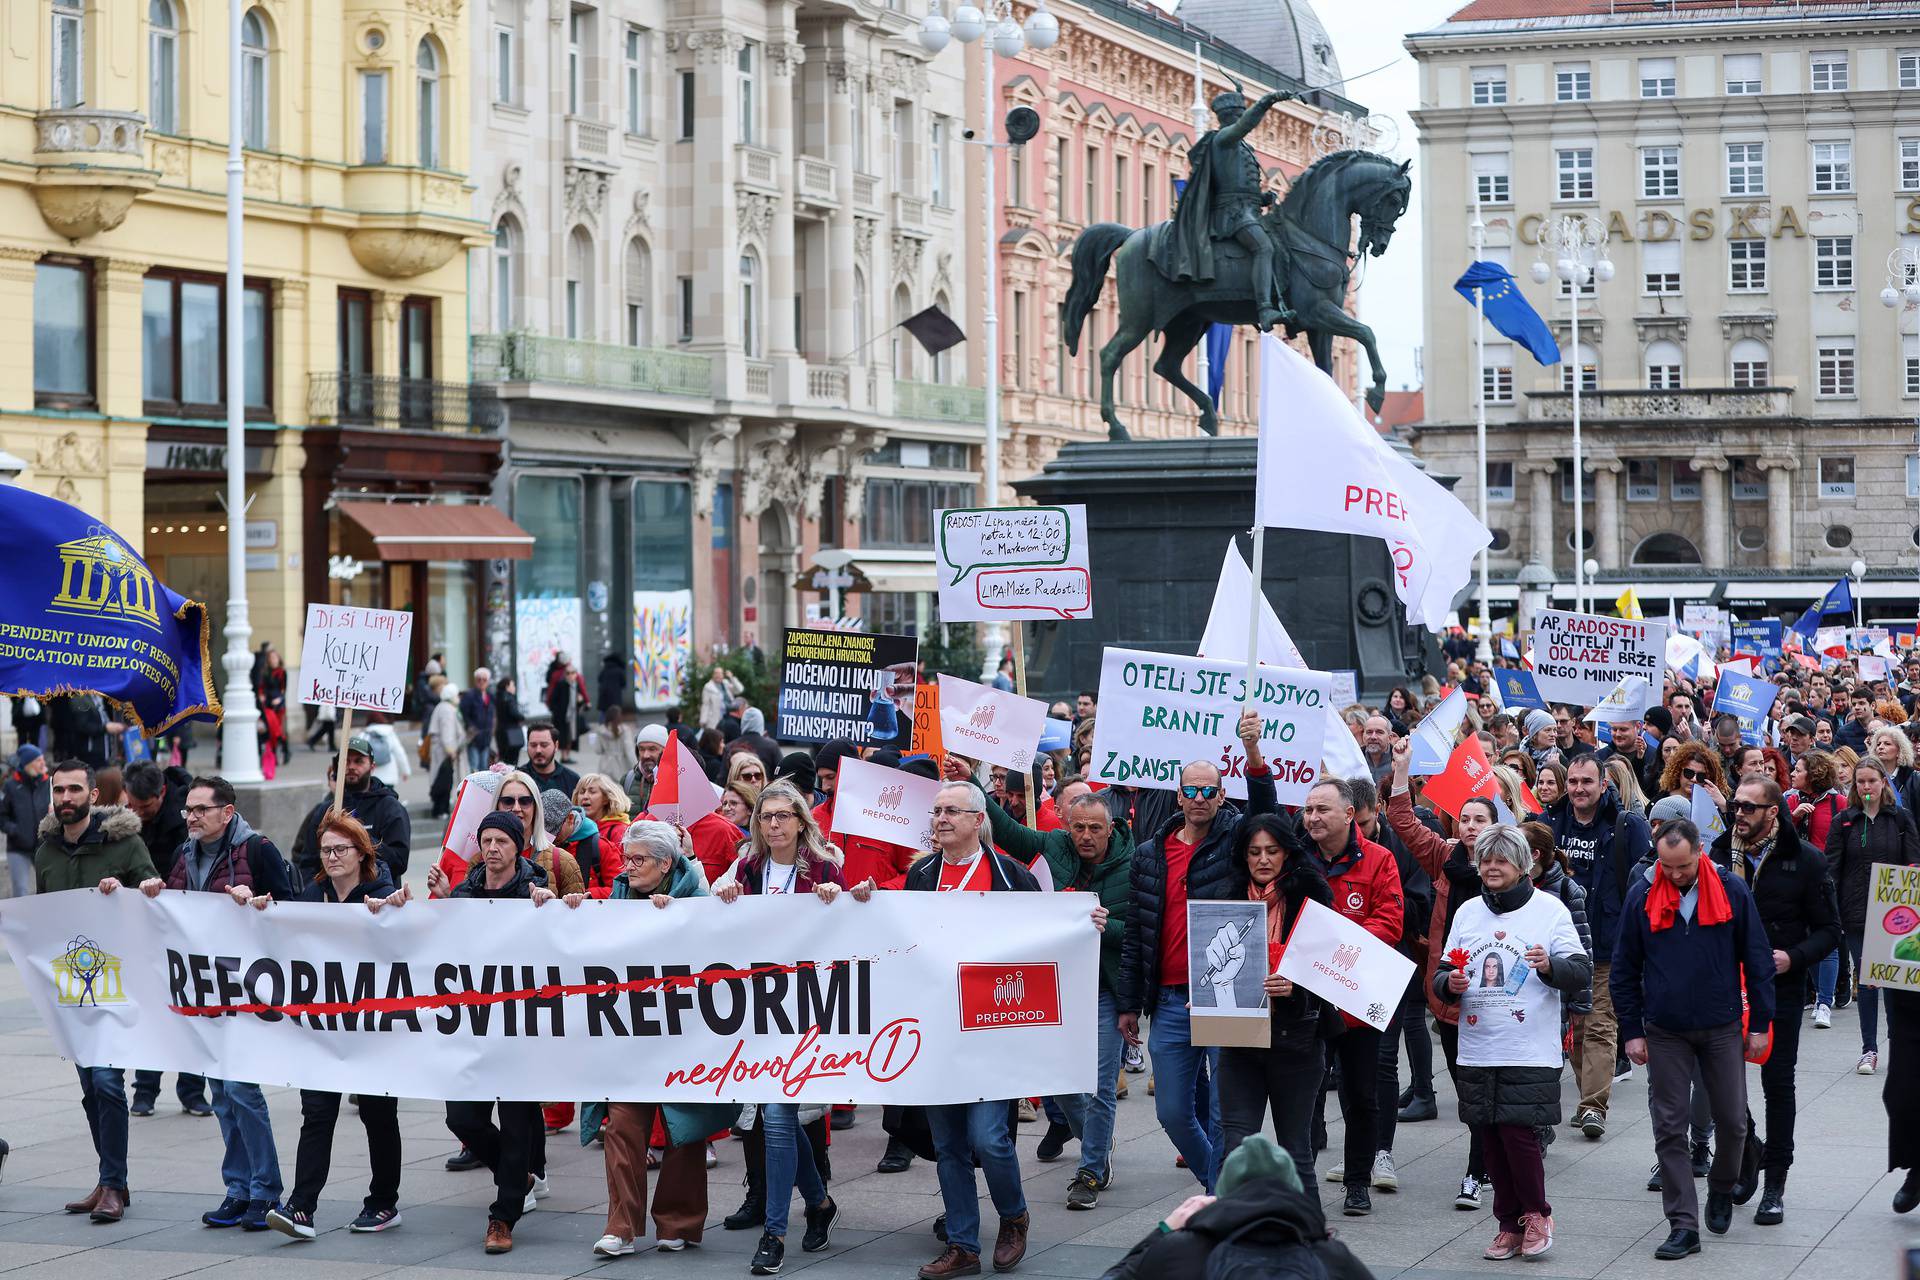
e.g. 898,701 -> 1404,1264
1529,214 -> 1613,617
919,0 -> 1056,678
1851,556 -> 1867,631
1881,245 -> 1920,625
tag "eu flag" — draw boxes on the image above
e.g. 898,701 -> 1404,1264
0,486 -> 221,734
1454,261 -> 1562,366
1812,575 -> 1853,617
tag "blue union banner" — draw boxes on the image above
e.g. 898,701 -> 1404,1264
0,485 -> 220,734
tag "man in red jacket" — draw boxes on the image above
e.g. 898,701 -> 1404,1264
1298,776 -> 1404,1219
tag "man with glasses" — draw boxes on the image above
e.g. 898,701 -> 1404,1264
1116,710 -> 1272,1193
1707,777 -> 1839,1226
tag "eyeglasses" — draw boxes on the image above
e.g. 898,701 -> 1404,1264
930,805 -> 981,818
1180,785 -> 1222,800
1731,800 -> 1771,814
181,804 -> 225,818
759,810 -> 799,824
318,843 -> 357,858
739,770 -> 766,782
1682,768 -> 1712,782
621,851 -> 664,864
499,795 -> 536,809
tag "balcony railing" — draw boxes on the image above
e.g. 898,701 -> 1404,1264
745,360 -> 773,398
35,107 -> 146,156
564,114 -> 613,166
470,333 -> 711,398
737,144 -> 780,189
893,192 -> 929,234
1525,386 -> 1794,421
854,172 -> 879,208
805,363 -> 849,404
308,373 -> 478,432
896,380 -> 986,422
797,155 -> 838,205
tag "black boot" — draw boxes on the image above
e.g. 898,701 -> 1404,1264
1754,1173 -> 1785,1225
725,1124 -> 765,1231
1690,1141 -> 1712,1179
877,1135 -> 914,1174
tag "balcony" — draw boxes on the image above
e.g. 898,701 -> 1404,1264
564,115 -> 615,169
32,108 -> 156,239
854,172 -> 880,209
796,155 -> 838,207
1525,386 -> 1794,422
736,144 -> 780,191
745,361 -> 773,398
805,363 -> 849,405
308,374 -> 480,433
893,192 -> 929,236
896,380 -> 986,422
471,333 -> 712,398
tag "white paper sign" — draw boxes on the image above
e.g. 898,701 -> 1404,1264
1089,646 -> 1330,805
935,505 -> 1092,622
1276,898 -> 1416,1031
294,604 -> 415,713
937,674 -> 1049,772
1529,609 -> 1669,707
829,757 -> 942,857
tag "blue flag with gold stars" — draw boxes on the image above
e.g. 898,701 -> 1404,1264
1454,261 -> 1562,366
0,486 -> 221,734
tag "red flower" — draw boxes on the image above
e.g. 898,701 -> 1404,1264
1446,947 -> 1472,971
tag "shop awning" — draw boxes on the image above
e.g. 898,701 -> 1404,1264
847,552 -> 939,596
336,502 -> 534,562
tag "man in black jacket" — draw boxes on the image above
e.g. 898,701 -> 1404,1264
290,736 -> 412,883
119,761 -> 209,1118
1708,776 -> 1840,1226
1116,709 -> 1279,1193
2,745 -> 48,895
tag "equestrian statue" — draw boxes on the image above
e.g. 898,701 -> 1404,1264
1061,82 -> 1412,441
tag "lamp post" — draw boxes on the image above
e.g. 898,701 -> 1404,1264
920,0 -> 1057,679
1880,246 -> 1920,626
219,0 -> 261,784
1530,214 -> 1612,617
1851,557 -> 1867,632
1469,183 -> 1491,661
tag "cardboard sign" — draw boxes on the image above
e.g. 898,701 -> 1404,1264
1089,646 -> 1330,805
293,604 -> 414,712
935,505 -> 1092,622
1530,609 -> 1668,707
912,680 -> 945,763
1187,900 -> 1271,1047
828,756 -> 941,857
937,674 -> 1049,772
1862,862 -> 1920,993
1276,898 -> 1416,1032
1329,670 -> 1359,708
775,628 -> 918,749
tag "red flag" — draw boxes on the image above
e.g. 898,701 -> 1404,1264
646,732 -> 719,826
1421,736 -> 1501,821
1520,780 -> 1544,816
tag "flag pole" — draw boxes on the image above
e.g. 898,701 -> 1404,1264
1471,177 -> 1491,662
1010,619 -> 1037,831
1244,525 -> 1264,709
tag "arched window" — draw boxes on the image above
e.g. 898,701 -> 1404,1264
1631,532 -> 1703,566
149,0 -> 180,133
565,228 -> 594,339
1644,339 -> 1683,390
1560,341 -> 1598,392
417,38 -> 443,168
624,238 -> 650,346
493,217 -> 520,331
739,251 -> 761,356
240,7 -> 269,149
852,266 -> 868,355
931,291 -> 952,383
1730,337 -> 1770,387
892,284 -> 914,380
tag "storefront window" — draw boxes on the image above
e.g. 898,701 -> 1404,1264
427,562 -> 474,681
630,479 -> 693,708
632,480 -> 692,590
514,475 -> 582,714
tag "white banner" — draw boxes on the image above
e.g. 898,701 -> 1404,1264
1275,898 -> 1415,1032
934,505 -> 1092,622
937,674 -> 1049,772
1089,647 -> 1329,805
1530,609 -> 1669,707
293,604 -> 414,713
0,889 -> 1097,1104
1863,861 -> 1920,993
829,757 -> 941,858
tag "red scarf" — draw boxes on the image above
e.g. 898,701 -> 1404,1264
1645,861 -> 1732,932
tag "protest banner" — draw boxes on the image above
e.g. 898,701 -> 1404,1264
1583,675 -> 1650,724
1329,670 -> 1359,708
1089,647 -> 1330,804
1713,667 -> 1779,746
1530,609 -> 1667,707
1409,686 -> 1467,776
1494,668 -> 1549,713
1860,654 -> 1890,683
829,756 -> 941,858
1731,619 -> 1783,660
937,674 -> 1049,773
1187,900 -> 1270,1047
1813,626 -> 1849,662
934,505 -> 1091,622
912,681 -> 945,764
646,732 -> 719,826
775,628 -> 917,750
1421,736 -> 1501,821
0,888 -> 1096,1104
1276,898 -> 1415,1032
1861,862 -> 1920,993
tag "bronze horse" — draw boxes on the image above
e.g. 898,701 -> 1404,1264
1062,149 -> 1412,440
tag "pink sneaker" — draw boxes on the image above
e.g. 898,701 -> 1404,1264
1521,1213 -> 1554,1258
1485,1230 -> 1523,1260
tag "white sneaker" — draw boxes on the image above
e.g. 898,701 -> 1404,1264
523,1189 -> 538,1214
656,1238 -> 687,1252
1325,1162 -> 1345,1184
1858,1049 -> 1879,1075
706,1142 -> 718,1169
593,1234 -> 636,1257
531,1174 -> 551,1199
1455,1173 -> 1482,1210
1814,1003 -> 1833,1029
1371,1150 -> 1398,1192
1123,1044 -> 1146,1073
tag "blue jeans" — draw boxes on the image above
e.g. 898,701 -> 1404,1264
466,741 -> 491,773
210,1079 -> 282,1203
1848,930 -> 1880,1051
1816,947 -> 1839,1006
927,1100 -> 1027,1255
760,1103 -> 825,1240
1077,990 -> 1123,1182
77,1066 -> 129,1190
1147,985 -> 1222,1188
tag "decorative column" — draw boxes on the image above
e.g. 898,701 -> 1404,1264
1592,459 -> 1622,569
767,37 -> 801,360
1522,461 -> 1556,575
826,56 -> 857,379
95,259 -> 152,420
1761,455 -> 1799,570
1694,454 -> 1730,570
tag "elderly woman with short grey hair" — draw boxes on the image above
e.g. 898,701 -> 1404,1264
1437,824 -> 1591,1263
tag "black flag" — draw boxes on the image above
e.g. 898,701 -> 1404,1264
901,305 -> 966,355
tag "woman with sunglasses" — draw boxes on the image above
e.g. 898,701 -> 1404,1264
1658,743 -> 1727,815
727,753 -> 769,790
430,771 -> 585,899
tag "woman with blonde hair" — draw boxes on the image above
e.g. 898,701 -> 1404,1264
1490,764 -> 1530,820
572,773 -> 632,897
1603,757 -> 1648,817
727,751 -> 771,791
1868,727 -> 1920,812
717,778 -> 759,831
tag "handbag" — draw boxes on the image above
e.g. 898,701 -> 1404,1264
418,735 -> 431,768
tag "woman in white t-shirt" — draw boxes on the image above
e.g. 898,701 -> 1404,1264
1437,825 -> 1591,1264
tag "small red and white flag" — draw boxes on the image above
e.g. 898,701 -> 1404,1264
646,732 -> 719,826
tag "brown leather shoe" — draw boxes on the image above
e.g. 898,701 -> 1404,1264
484,1219 -> 512,1254
992,1213 -> 1029,1272
65,1185 -> 104,1214
918,1244 -> 982,1278
91,1187 -> 127,1223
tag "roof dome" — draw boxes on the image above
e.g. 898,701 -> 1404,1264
1173,0 -> 1344,90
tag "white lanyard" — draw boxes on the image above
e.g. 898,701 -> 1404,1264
763,858 -> 799,895
940,851 -> 989,892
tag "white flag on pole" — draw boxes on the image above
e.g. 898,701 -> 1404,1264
1408,686 -> 1468,776
1584,675 -> 1651,724
1253,335 -> 1491,630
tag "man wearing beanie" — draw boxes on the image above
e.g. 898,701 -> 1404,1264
3,744 -> 49,895
624,724 -> 668,811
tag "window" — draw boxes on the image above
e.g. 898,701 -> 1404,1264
1639,57 -> 1676,98
1143,162 -> 1155,223
337,287 -> 372,418
892,284 -> 914,379
1556,148 -> 1593,200
1555,62 -> 1591,101
240,9 -> 269,148
1627,459 -> 1659,501
493,23 -> 515,104
358,69 -> 387,164
852,267 -> 868,355
676,70 -> 694,140
1813,141 -> 1852,192
34,258 -> 92,406
1726,142 -> 1764,195
1903,51 -> 1920,90
625,26 -> 649,134
416,40 -> 442,166
1560,343 -> 1598,392
1084,145 -> 1098,222
930,117 -> 948,206
1008,140 -> 1026,207
932,290 -> 953,383
1730,338 -> 1769,387
1471,66 -> 1507,105
1729,238 -> 1767,291
1641,145 -> 1679,199
567,8 -> 586,116
1114,156 -> 1128,227
632,480 -> 693,594
1907,334 -> 1919,397
624,239 -> 650,346
1009,289 -> 1024,389
1473,152 -> 1510,205
1481,341 -> 1513,404
1724,53 -> 1761,95
1818,457 -> 1855,499
850,79 -> 866,170
1558,263 -> 1596,298
739,252 -> 759,356
141,269 -> 271,415
1645,339 -> 1683,389
1732,459 -> 1765,502
1817,339 -> 1855,397
564,229 -> 595,340
52,1 -> 82,110
1054,138 -> 1068,217
677,275 -> 693,342
149,0 -> 179,134
398,297 -> 432,421
1643,239 -> 1680,295
1810,52 -> 1848,93
892,102 -> 913,194
1902,139 -> 1920,192
1673,459 -> 1702,501
492,218 -> 519,331
1557,459 -> 1596,502
1486,460 -> 1515,502
862,477 -> 976,549
737,41 -> 757,145
1815,236 -> 1853,289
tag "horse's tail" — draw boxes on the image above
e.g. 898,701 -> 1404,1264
1062,223 -> 1133,355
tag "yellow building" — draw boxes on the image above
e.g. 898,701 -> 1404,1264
0,0 -> 496,680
